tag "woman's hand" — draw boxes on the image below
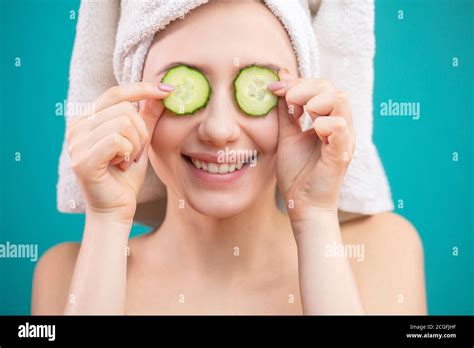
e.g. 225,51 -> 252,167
65,82 -> 172,223
269,69 -> 355,222
269,72 -> 363,314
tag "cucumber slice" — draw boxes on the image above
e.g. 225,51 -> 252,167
233,65 -> 279,116
161,65 -> 211,115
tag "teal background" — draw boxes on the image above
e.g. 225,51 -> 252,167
0,0 -> 472,314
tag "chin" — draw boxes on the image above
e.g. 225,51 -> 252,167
149,150 -> 274,218
185,190 -> 255,219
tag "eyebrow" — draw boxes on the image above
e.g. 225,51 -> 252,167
155,61 -> 281,76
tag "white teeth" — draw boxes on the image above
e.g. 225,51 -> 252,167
189,156 -> 248,174
218,164 -> 229,174
194,159 -> 202,169
208,163 -> 218,174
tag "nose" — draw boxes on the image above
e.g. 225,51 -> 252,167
197,84 -> 241,147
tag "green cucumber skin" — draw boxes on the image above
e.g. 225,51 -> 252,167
161,64 -> 278,116
233,65 -> 280,117
161,65 -> 212,116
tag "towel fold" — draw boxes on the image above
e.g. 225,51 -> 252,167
57,0 -> 394,226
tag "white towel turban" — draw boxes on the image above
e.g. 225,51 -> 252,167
57,0 -> 394,226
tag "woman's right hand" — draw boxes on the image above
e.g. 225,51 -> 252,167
65,82 -> 173,223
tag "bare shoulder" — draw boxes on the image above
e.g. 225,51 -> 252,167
340,212 -> 427,314
31,242 -> 81,315
341,212 -> 423,249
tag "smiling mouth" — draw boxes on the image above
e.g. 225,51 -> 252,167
181,154 -> 257,174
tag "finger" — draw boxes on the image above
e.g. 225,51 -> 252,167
285,79 -> 335,114
269,69 -> 334,98
268,71 -> 337,123
70,116 -> 143,171
89,115 -> 143,163
312,116 -> 352,161
69,102 -> 150,142
88,133 -> 134,171
306,91 -> 353,128
277,98 -> 302,140
110,156 -> 124,166
267,69 -> 300,97
94,82 -> 173,113
268,69 -> 305,123
90,102 -> 149,138
138,97 -> 166,147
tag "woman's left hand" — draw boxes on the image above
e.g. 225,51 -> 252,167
269,69 -> 356,221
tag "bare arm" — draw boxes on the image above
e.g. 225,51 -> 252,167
292,211 -> 427,315
292,210 -> 364,315
32,82 -> 171,315
63,213 -> 132,314
270,71 -> 426,314
270,69 -> 361,314
31,214 -> 133,315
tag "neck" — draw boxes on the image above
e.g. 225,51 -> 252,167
149,184 -> 291,279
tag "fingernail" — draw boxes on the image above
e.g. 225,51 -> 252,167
279,68 -> 289,74
157,82 -> 174,92
267,81 -> 286,91
134,148 -> 144,163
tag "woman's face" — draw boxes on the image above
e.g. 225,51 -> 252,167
141,0 -> 298,218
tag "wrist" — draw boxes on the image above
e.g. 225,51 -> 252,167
85,207 -> 135,226
289,207 -> 340,242
288,205 -> 338,224
85,209 -> 134,238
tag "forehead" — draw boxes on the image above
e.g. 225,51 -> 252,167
149,0 -> 297,71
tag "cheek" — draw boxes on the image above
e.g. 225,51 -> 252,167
148,115 -> 189,182
245,110 -> 279,155
151,115 -> 180,150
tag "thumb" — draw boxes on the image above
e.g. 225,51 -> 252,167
277,95 -> 304,141
276,68 -> 303,141
129,97 -> 165,169
139,98 -> 165,139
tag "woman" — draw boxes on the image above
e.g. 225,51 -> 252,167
32,0 -> 426,315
